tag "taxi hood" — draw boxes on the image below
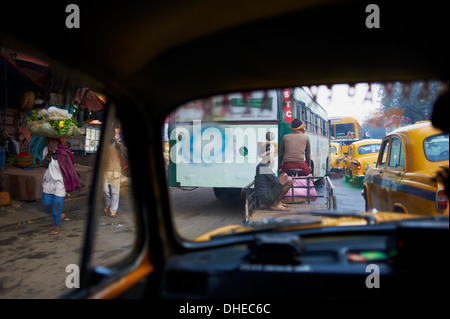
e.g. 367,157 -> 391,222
194,211 -> 424,242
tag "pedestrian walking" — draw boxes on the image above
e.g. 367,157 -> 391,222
103,128 -> 128,218
41,137 -> 80,235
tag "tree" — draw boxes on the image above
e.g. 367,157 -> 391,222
363,80 -> 443,138
362,107 -> 404,139
377,80 -> 442,124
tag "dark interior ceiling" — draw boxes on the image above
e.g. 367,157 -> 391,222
0,0 -> 448,114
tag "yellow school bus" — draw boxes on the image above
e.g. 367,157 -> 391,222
329,116 -> 365,155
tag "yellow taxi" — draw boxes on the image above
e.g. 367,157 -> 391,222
363,122 -> 449,215
330,142 -> 345,174
343,139 -> 382,183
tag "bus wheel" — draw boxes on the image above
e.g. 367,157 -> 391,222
213,187 -> 242,202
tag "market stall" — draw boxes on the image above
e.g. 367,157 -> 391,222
0,46 -> 105,203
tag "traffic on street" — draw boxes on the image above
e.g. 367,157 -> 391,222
0,174 -> 364,298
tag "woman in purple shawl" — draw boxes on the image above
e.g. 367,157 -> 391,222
41,137 -> 80,235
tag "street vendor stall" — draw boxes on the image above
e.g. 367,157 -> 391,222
65,124 -> 101,155
0,48 -> 105,204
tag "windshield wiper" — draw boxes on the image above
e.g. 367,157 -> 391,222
251,209 -> 377,227
305,210 -> 377,225
252,215 -> 322,227
209,216 -> 322,240
210,210 -> 377,240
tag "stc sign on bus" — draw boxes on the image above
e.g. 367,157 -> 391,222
282,88 -> 292,123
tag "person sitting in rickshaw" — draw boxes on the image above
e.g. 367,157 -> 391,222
279,119 -> 311,176
255,144 -> 293,211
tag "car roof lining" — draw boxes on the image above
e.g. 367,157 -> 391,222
0,0 -> 448,115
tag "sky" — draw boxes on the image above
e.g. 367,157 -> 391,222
304,83 -> 382,124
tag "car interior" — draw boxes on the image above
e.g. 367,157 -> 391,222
0,0 -> 448,305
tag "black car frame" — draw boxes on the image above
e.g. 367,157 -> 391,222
0,0 -> 448,307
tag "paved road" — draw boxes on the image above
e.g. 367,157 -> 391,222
170,175 -> 365,239
0,175 -> 363,298
170,187 -> 246,239
328,175 -> 365,212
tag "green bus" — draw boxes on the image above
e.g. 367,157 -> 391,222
167,87 -> 330,201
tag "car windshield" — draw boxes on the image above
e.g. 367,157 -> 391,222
335,123 -> 355,138
358,144 -> 380,155
164,80 -> 449,241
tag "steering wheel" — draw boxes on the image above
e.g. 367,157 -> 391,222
439,150 -> 449,157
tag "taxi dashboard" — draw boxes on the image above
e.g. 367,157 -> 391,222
161,217 -> 449,299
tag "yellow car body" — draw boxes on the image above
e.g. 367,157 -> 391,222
343,139 -> 382,182
363,122 -> 449,215
330,142 -> 345,174
194,211 -> 422,242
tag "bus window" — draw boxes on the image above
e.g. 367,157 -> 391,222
330,123 -> 335,139
316,118 -> 320,135
302,108 -> 308,128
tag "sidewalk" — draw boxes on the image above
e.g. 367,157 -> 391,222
0,194 -> 88,230
0,164 -> 92,202
0,161 -> 93,229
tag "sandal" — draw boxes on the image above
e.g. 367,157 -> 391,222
50,225 -> 60,235
104,206 -> 110,214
